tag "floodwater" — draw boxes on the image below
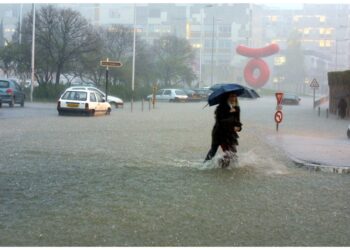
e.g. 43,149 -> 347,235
0,97 -> 350,246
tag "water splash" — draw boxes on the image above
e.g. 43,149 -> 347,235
238,148 -> 291,176
170,148 -> 291,176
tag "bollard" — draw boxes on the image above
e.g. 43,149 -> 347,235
149,99 -> 151,111
142,98 -> 144,112
318,106 -> 320,117
326,108 -> 329,118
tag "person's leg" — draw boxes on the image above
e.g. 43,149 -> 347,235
204,143 -> 220,162
220,144 -> 237,168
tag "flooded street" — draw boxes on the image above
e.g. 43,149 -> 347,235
1,97 -> 350,246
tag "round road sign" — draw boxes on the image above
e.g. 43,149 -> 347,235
274,111 -> 283,123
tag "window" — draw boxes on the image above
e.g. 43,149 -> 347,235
62,91 -> 87,101
95,92 -> 103,102
319,16 -> 326,22
268,16 -> 278,22
90,93 -> 97,102
164,90 -> 171,95
274,56 -> 286,66
0,80 -> 9,88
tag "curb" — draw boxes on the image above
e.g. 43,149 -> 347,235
287,153 -> 350,174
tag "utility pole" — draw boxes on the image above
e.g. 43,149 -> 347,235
19,4 -> 23,44
131,4 -> 136,112
30,4 -> 35,103
210,16 -> 214,86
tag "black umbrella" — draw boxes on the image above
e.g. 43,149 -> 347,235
207,83 -> 246,106
210,83 -> 259,99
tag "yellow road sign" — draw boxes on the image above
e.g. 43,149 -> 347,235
100,60 -> 122,67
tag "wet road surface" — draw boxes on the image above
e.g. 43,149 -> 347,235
0,98 -> 350,246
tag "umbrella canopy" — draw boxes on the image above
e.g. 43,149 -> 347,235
240,88 -> 260,98
207,83 -> 246,106
210,83 -> 259,99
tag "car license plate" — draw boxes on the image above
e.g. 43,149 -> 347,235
67,103 -> 79,108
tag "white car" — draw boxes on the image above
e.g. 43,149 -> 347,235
57,89 -> 111,116
67,86 -> 123,108
147,88 -> 188,102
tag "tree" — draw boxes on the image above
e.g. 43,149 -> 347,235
152,35 -> 196,86
20,5 -> 100,85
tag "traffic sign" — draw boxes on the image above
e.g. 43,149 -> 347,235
310,78 -> 319,88
274,110 -> 283,124
100,60 -> 123,68
275,92 -> 284,105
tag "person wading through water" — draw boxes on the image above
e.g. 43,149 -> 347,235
204,92 -> 242,168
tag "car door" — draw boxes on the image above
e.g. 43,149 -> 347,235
163,89 -> 172,101
155,89 -> 164,101
94,91 -> 106,112
13,81 -> 24,103
89,91 -> 98,110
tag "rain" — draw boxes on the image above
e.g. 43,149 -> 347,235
0,2 -> 350,247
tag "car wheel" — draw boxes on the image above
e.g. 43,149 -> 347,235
106,108 -> 111,115
9,97 -> 15,107
89,110 -> 95,116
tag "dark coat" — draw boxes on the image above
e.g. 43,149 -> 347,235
211,102 -> 242,146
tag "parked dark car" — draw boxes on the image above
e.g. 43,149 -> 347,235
193,87 -> 212,101
182,89 -> 202,102
0,79 -> 25,107
282,93 -> 301,105
0,95 -> 2,108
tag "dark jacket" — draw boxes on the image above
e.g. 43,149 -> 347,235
211,102 -> 242,146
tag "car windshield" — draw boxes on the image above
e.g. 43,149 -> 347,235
0,80 -> 10,88
62,91 -> 87,101
175,90 -> 186,95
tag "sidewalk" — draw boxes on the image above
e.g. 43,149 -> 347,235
267,134 -> 350,174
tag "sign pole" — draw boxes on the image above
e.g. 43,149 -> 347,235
309,78 -> 319,109
105,58 -> 109,102
100,58 -> 123,104
275,92 -> 284,132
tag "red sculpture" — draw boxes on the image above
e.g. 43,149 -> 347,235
236,44 -> 279,88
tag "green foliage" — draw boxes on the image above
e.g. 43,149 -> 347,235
152,35 -> 196,86
33,84 -> 66,101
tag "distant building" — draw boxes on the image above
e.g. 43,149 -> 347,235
263,4 -> 350,94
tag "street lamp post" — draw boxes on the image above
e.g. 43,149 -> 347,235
30,3 -> 35,103
210,16 -> 215,86
131,4 -> 136,112
199,4 -> 213,87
